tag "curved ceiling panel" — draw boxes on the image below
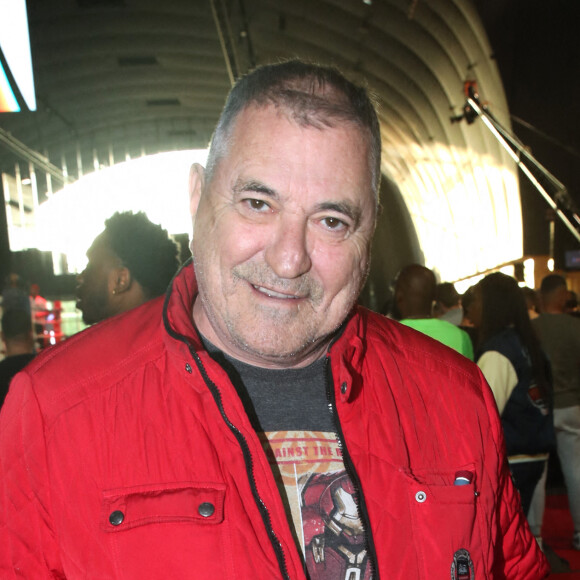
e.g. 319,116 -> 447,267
0,0 -> 523,298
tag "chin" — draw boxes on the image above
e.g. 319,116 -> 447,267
235,330 -> 324,365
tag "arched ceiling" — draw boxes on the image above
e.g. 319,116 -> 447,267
0,0 -> 525,306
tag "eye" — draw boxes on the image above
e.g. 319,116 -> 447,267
244,198 -> 270,211
321,216 -> 347,231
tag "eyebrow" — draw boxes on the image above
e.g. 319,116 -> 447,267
233,178 -> 362,225
315,201 -> 361,225
233,178 -> 278,198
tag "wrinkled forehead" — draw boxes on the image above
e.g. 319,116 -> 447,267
220,103 -> 375,190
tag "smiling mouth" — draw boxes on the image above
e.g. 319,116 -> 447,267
252,285 -> 301,300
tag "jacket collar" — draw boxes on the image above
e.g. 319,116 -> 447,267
327,311 -> 366,404
162,259 -> 204,353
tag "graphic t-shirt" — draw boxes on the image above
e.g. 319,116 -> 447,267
205,344 -> 372,580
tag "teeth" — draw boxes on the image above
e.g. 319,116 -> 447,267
254,285 -> 296,299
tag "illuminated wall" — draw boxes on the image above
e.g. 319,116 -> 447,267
34,150 -> 207,272
388,143 -> 522,282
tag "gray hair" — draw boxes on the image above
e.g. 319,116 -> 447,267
205,60 -> 381,199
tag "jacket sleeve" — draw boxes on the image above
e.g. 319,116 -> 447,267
478,350 -> 517,415
0,371 -> 65,578
479,371 -> 550,578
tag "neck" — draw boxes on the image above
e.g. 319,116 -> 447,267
5,340 -> 34,357
112,286 -> 148,317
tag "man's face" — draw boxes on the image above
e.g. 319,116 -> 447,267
76,233 -> 119,325
190,104 -> 377,368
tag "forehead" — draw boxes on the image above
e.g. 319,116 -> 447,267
87,232 -> 116,263
218,104 -> 374,200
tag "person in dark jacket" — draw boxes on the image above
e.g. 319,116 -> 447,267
471,272 -> 555,516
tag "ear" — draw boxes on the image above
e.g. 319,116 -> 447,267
189,163 -> 205,219
395,289 -> 404,307
110,266 -> 132,295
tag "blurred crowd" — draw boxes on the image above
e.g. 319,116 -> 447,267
386,264 -> 580,552
0,210 -> 181,407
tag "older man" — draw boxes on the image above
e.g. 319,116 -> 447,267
0,61 -> 546,579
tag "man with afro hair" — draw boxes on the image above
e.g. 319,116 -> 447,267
76,211 -> 180,324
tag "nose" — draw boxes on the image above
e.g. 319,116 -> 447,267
264,218 -> 312,279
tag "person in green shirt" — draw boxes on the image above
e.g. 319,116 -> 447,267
394,264 -> 474,360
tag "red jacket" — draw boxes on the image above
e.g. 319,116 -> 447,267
0,265 -> 548,579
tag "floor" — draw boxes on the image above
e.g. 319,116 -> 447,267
542,452 -> 579,576
544,492 -> 580,578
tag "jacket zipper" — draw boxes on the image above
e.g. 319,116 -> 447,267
324,356 -> 380,579
189,348 -> 291,580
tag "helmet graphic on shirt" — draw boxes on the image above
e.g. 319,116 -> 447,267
301,470 -> 371,580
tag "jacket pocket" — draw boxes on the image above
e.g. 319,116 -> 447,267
100,481 -> 234,578
405,464 -> 485,579
101,481 -> 225,533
